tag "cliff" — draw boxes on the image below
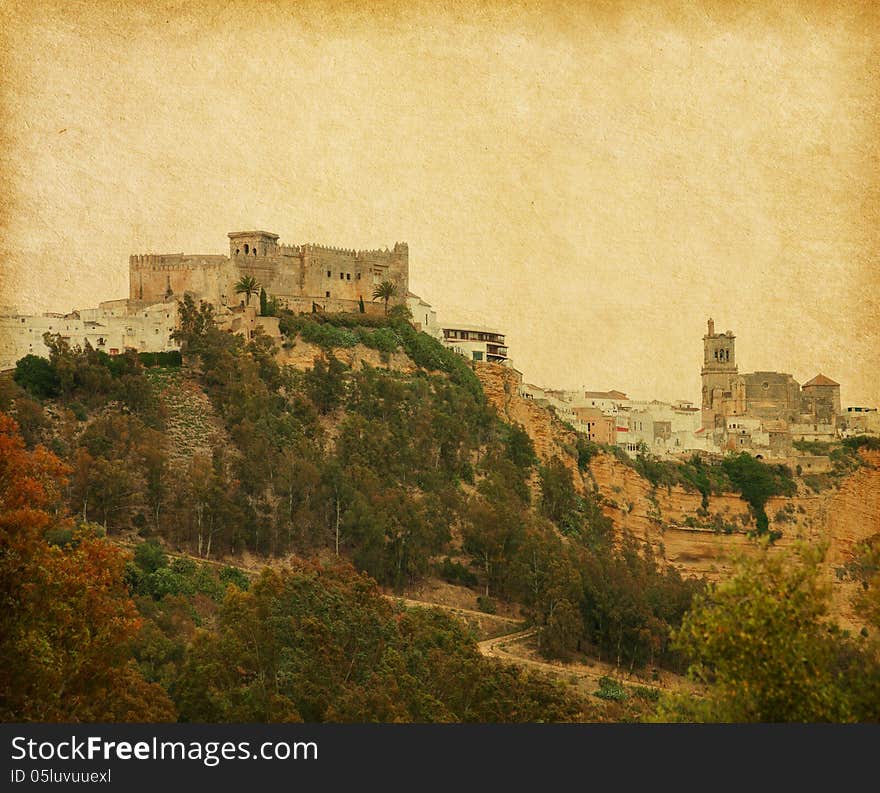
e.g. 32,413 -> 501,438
473,362 -> 880,627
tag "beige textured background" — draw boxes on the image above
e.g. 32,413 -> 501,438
1,0 -> 878,405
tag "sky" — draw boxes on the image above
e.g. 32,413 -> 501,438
1,0 -> 878,406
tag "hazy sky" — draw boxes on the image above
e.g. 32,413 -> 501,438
1,1 -> 878,405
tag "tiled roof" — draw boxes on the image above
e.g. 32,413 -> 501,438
803,373 -> 839,387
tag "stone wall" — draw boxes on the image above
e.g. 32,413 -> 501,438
130,234 -> 409,313
0,301 -> 179,369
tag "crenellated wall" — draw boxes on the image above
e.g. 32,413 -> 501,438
130,233 -> 409,312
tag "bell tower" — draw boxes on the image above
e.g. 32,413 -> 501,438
701,318 -> 739,429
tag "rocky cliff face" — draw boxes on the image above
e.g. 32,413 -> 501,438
473,362 -> 880,627
277,339 -> 417,373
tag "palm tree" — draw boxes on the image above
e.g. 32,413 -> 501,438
234,274 -> 261,306
372,280 -> 397,315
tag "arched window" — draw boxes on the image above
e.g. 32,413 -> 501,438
244,244 -> 249,254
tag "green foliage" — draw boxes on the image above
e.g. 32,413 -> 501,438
575,437 -> 601,471
594,676 -> 628,702
234,275 -> 261,306
219,565 -> 251,591
138,350 -> 182,367
13,354 -> 61,398
304,353 -> 348,414
843,435 -> 880,452
792,438 -> 833,455
134,539 -> 168,574
664,544 -> 880,722
543,599 -> 582,660
504,422 -> 538,471
44,527 -> 76,547
576,533 -> 703,670
371,279 -> 398,314
720,453 -> 796,534
539,458 -> 582,535
477,595 -> 497,614
170,562 -> 584,722
16,335 -> 161,426
172,295 -> 217,351
299,321 -> 360,348
438,557 -> 478,588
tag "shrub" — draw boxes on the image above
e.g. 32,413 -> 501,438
145,567 -> 196,599
138,350 -> 182,367
594,676 -> 629,701
13,354 -> 60,399
438,557 -> 479,588
477,595 -> 497,614
133,540 -> 168,574
219,565 -> 250,591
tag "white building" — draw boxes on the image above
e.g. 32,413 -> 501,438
615,400 -> 709,456
441,324 -> 509,365
406,292 -> 442,340
0,299 -> 179,369
842,406 -> 880,437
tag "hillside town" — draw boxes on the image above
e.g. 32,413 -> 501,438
2,228 -> 877,469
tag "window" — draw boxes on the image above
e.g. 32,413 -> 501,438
244,244 -> 249,254
327,270 -> 331,278
346,273 -> 350,280
356,273 -> 361,280
340,273 -> 344,280
472,351 -> 483,361
325,291 -> 330,298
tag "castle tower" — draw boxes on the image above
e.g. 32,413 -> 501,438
701,318 -> 739,429
228,231 -> 280,258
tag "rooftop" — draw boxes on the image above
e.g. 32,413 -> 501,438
803,373 -> 840,388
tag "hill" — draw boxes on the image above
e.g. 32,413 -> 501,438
3,301 -> 879,722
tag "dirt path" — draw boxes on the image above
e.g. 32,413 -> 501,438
479,629 -> 631,692
113,538 -> 689,696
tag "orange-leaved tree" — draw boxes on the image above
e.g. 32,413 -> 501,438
0,412 -> 175,721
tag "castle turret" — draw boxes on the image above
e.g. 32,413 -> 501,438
228,230 -> 280,258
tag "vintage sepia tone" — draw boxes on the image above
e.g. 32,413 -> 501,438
2,0 -> 880,726
1,0 -> 878,404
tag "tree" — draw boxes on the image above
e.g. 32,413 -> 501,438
13,354 -> 60,398
371,280 -> 397,315
259,286 -> 268,316
0,412 -> 175,721
305,353 -> 347,414
663,543 -> 873,722
234,274 -> 261,307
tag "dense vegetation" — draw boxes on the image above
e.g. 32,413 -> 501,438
658,542 -> 880,722
4,299 -> 879,722
0,415 -> 584,721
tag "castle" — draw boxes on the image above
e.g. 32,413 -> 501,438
130,230 -> 409,314
0,230 -> 417,369
700,318 -> 841,452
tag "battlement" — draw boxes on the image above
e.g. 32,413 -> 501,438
300,241 -> 408,258
130,254 -> 228,270
129,229 -> 409,307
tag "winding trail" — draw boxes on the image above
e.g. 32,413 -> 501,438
112,538 -> 683,695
